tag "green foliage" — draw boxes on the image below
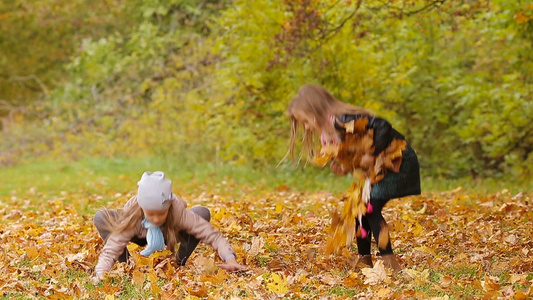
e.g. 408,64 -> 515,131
354,0 -> 533,179
0,0 -> 141,106
205,0 -> 532,180
0,0 -> 531,182
1,0 -> 231,164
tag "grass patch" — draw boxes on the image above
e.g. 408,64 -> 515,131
121,278 -> 156,299
0,157 -> 353,198
1,293 -> 36,300
448,265 -> 479,280
413,283 -> 434,293
256,256 -> 271,267
429,271 -> 443,283
328,286 -> 357,296
2,157 -> 530,201
301,285 -> 318,294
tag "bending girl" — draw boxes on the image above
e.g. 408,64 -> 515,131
286,84 -> 421,271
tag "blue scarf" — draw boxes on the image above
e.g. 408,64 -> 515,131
140,218 -> 165,256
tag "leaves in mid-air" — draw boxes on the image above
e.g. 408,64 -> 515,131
320,117 -> 408,255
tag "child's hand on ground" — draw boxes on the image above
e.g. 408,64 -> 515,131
217,258 -> 247,272
330,159 -> 349,175
91,272 -> 105,285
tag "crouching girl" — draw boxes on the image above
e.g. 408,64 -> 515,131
92,171 -> 246,283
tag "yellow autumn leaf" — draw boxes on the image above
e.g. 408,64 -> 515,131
265,273 -> 288,294
26,246 -> 39,259
150,282 -> 162,293
326,170 -> 367,255
321,144 -> 340,156
134,254 -> 154,268
193,256 -> 218,275
146,269 -> 158,284
150,249 -> 172,259
131,270 -> 145,286
213,207 -> 227,221
414,246 -> 435,255
411,222 -> 424,236
126,243 -> 139,252
313,152 -> 334,167
275,203 -> 283,213
376,287 -> 392,297
515,287 -> 531,300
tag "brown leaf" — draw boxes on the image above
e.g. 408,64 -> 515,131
267,258 -> 286,272
481,275 -> 500,292
439,275 -> 454,288
343,272 -> 362,287
354,118 -> 368,132
199,269 -> 229,284
186,283 -> 208,297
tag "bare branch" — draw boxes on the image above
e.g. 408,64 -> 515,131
367,0 -> 447,19
310,0 -> 363,52
8,74 -> 50,96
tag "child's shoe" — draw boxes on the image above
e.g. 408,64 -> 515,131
380,254 -> 402,271
357,254 -> 373,268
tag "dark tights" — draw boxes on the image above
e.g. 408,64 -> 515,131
355,198 -> 393,255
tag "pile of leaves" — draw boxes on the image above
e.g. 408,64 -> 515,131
0,183 -> 532,299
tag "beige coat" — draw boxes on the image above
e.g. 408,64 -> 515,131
95,196 -> 236,274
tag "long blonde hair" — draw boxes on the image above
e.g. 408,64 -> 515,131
100,197 -> 180,252
285,84 -> 375,163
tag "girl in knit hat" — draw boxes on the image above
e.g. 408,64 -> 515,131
285,84 -> 421,271
92,171 -> 246,283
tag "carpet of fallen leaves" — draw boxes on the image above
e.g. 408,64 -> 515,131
0,182 -> 532,299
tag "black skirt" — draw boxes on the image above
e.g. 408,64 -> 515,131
370,144 -> 421,200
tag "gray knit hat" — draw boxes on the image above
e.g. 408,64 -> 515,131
137,171 -> 173,210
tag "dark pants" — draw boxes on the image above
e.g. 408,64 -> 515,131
93,206 -> 210,266
356,145 -> 421,256
355,198 -> 393,255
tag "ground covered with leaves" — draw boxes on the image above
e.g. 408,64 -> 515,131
0,182 -> 532,299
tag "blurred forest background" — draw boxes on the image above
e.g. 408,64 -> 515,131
1,0 -> 532,185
